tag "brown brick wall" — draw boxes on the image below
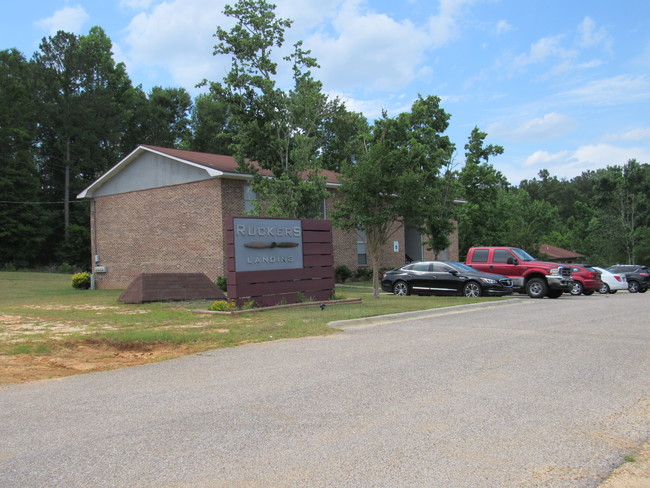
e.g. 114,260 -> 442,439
92,179 -> 224,289
91,178 -> 458,289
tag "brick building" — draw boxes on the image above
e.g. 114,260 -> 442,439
78,145 -> 458,289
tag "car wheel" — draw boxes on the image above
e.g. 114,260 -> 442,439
526,277 -> 548,298
393,281 -> 410,296
628,280 -> 640,293
462,281 -> 481,298
570,281 -> 583,295
599,283 -> 610,294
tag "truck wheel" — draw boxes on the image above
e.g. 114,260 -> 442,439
393,281 -> 410,296
462,281 -> 481,297
526,277 -> 548,298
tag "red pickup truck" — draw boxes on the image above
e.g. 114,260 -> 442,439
465,246 -> 574,298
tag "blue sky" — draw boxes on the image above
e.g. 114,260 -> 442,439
2,0 -> 650,184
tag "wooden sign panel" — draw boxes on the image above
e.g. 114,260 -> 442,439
225,217 -> 334,307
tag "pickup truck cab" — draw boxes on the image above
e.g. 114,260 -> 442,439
465,246 -> 574,298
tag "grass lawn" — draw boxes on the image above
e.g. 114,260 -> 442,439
0,271 -> 505,383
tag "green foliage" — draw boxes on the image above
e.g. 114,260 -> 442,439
71,272 -> 91,289
0,49 -> 47,268
215,276 -> 228,292
208,299 -> 238,312
457,127 -> 508,257
335,264 -> 353,283
517,160 -> 650,265
333,95 -> 454,297
295,292 -> 310,303
189,93 -> 234,154
354,268 -> 373,280
208,0 -> 358,219
239,299 -> 258,310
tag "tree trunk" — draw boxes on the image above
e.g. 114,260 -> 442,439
64,137 -> 71,242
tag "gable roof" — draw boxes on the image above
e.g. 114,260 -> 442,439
78,145 -> 341,198
539,243 -> 585,260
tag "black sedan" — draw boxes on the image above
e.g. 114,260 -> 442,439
381,261 -> 513,297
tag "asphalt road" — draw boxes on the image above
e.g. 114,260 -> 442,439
1,293 -> 649,487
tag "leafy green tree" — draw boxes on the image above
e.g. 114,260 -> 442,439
0,49 -> 46,267
457,127 -> 507,257
143,86 -> 192,148
33,27 -> 135,266
208,0 -> 333,218
495,188 -> 562,252
519,169 -> 578,222
589,160 -> 650,264
320,100 -> 368,172
333,95 -> 454,297
188,92 -> 234,154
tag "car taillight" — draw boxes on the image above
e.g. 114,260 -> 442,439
615,276 -> 622,282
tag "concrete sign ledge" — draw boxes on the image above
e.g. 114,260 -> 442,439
329,298 -> 526,330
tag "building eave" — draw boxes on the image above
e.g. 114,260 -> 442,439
77,145 -> 224,199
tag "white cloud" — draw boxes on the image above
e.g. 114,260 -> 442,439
558,74 -> 650,106
513,35 -> 576,69
488,113 -> 576,142
496,19 -> 512,35
571,144 -> 650,167
308,4 -> 431,93
578,16 -> 612,53
121,0 -> 229,91
605,128 -> 650,142
35,5 -> 89,35
120,0 -> 156,9
306,0 -> 479,94
428,0 -> 477,48
523,149 -> 571,167
522,144 -> 650,179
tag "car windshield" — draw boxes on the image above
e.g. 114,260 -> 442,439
511,248 -> 536,261
448,262 -> 477,272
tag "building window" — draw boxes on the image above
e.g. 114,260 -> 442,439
244,183 -> 256,214
357,230 -> 367,265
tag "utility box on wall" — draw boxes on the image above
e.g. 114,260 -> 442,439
225,216 -> 334,307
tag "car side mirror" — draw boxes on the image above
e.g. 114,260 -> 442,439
449,269 -> 458,276
507,257 -> 518,265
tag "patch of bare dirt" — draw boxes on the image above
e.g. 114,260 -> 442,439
597,440 -> 650,488
0,341 -> 196,384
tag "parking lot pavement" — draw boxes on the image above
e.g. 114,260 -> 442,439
1,293 -> 649,487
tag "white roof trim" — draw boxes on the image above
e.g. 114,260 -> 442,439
77,145 -> 223,198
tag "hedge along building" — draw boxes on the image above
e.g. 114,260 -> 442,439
77,145 -> 459,289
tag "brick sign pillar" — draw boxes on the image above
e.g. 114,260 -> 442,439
225,217 -> 334,307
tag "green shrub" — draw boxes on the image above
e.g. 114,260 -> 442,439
239,299 -> 257,310
215,276 -> 228,292
208,299 -> 237,312
335,264 -> 353,283
354,267 -> 372,280
59,263 -> 76,274
71,272 -> 91,290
